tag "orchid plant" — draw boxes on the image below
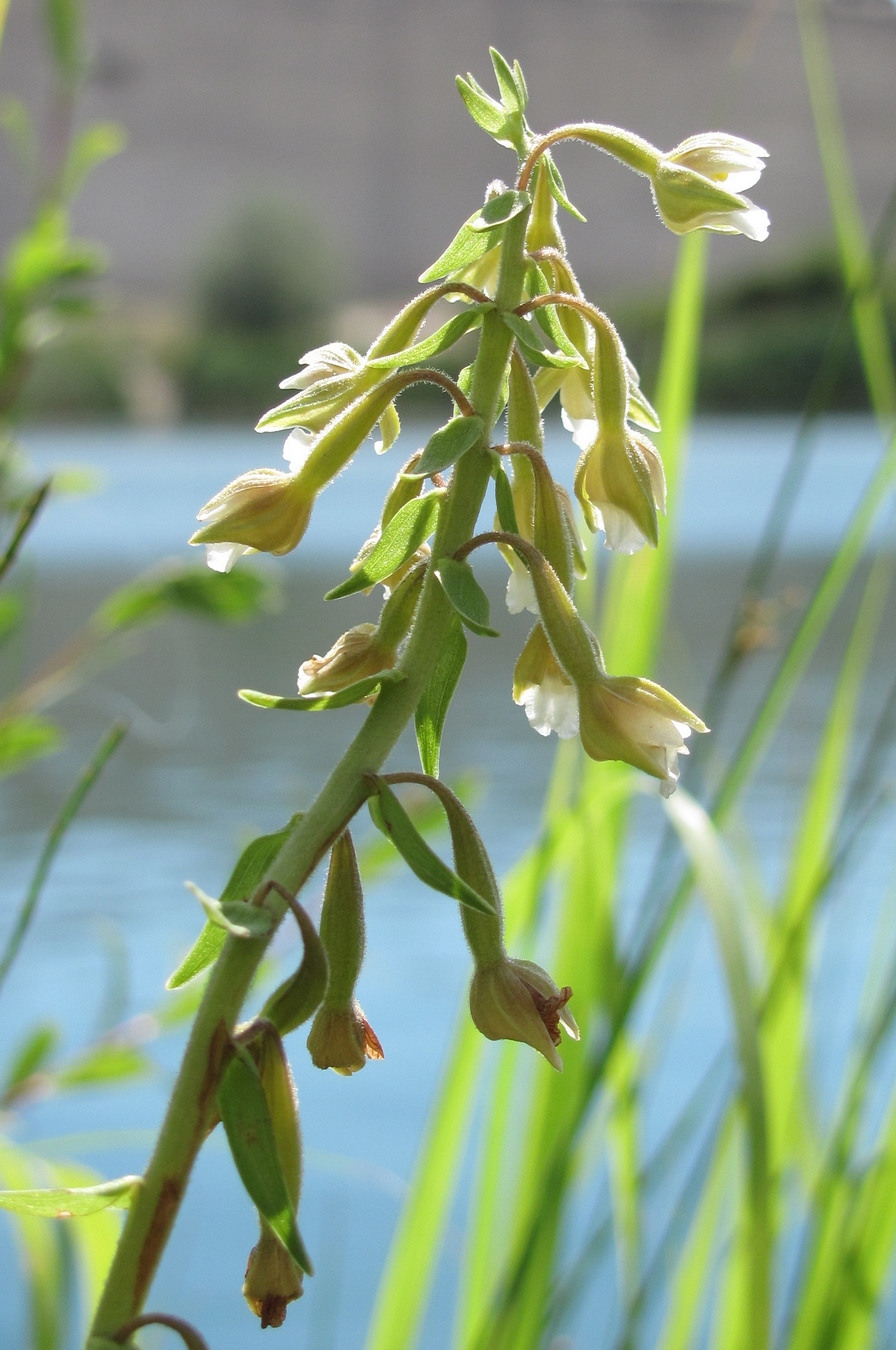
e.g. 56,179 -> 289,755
79,51 -> 767,1347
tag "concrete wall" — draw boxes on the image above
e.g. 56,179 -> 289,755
2,0 -> 895,314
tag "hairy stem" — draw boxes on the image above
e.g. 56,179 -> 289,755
87,208 -> 531,1343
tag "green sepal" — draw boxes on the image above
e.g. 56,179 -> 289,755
404,416 -> 484,480
415,615 -> 467,777
217,1046 -> 314,1274
366,777 -> 495,915
239,669 -> 407,711
494,465 -> 521,535
260,900 -> 328,1035
0,1174 -> 140,1218
366,309 -> 487,369
376,400 -> 400,451
167,821 -> 299,989
185,882 -> 274,939
545,152 -> 587,221
326,494 -> 441,598
419,211 -> 496,284
435,557 -> 499,637
489,48 -> 526,115
469,189 -> 531,233
523,268 -> 588,365
501,312 -> 582,369
455,73 -> 506,136
253,369 -> 360,431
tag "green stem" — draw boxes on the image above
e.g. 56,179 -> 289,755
87,208 -> 532,1343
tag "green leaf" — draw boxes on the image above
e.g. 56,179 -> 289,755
239,668 -> 407,711
0,723 -> 126,996
502,312 -> 582,369
470,189 -> 531,233
1,1023 -> 59,1102
0,593 -> 23,642
455,74 -> 505,136
185,882 -> 274,939
260,899 -> 329,1034
62,121 -> 126,199
166,819 -> 299,988
489,48 -> 523,114
435,556 -> 499,637
404,416 -> 484,480
218,1047 -> 313,1274
545,151 -> 587,222
366,310 -> 486,369
0,714 -> 61,777
494,465 -> 520,535
44,0 -> 83,80
96,565 -> 276,632
415,616 -> 467,777
55,1043 -> 150,1088
367,778 -> 495,915
326,495 -> 441,598
419,213 -> 496,284
0,1174 -> 140,1218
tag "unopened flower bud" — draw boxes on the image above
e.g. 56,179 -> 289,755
469,956 -> 579,1071
243,1222 -> 304,1328
297,623 -> 397,696
189,469 -> 313,572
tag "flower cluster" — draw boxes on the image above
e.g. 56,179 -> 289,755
180,50 -> 768,1323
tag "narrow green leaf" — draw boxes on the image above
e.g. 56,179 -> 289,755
0,1174 -> 140,1218
470,189 -> 531,233
167,819 -> 298,988
95,565 -> 276,632
0,478 -> 52,583
456,75 -> 505,135
55,1043 -> 149,1088
0,723 -> 126,994
435,557 -> 499,637
366,311 -> 486,369
404,416 -> 484,479
419,213 -> 495,284
185,882 -> 274,938
239,669 -> 407,711
367,778 -> 495,914
218,1047 -> 313,1274
0,714 -> 62,777
545,152 -> 587,222
415,616 -> 467,777
501,312 -> 581,369
1,1024 -> 58,1102
326,495 -> 441,598
489,48 -> 522,113
493,466 -> 520,536
260,899 -> 329,1034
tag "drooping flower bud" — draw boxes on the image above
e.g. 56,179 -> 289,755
297,624 -> 397,696
306,833 -> 384,1075
189,468 -> 314,573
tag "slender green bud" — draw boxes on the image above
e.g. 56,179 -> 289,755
306,833 -> 385,1074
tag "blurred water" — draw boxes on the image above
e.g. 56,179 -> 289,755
1,415 -> 895,1349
